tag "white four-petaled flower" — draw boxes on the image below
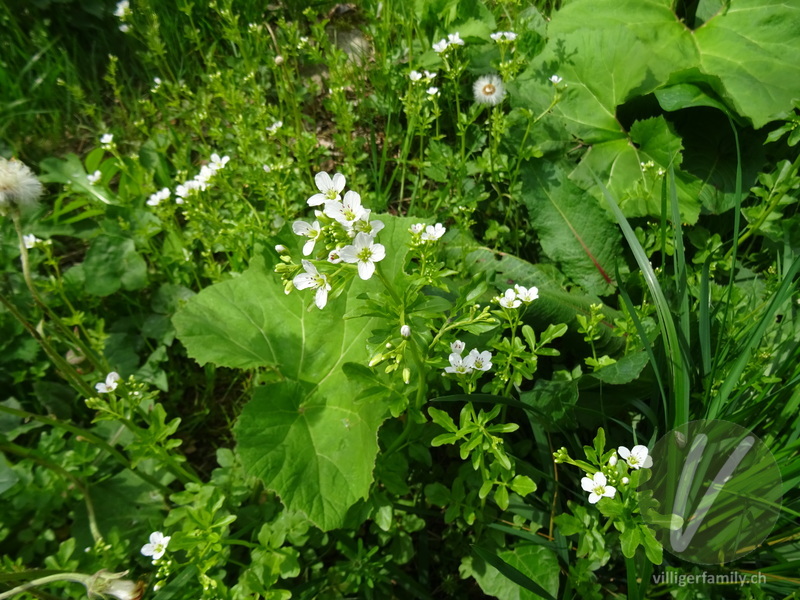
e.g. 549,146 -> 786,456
421,223 -> 446,241
95,372 -> 121,394
23,234 -> 41,249
293,260 -> 331,309
292,220 -> 322,256
451,340 -> 465,354
325,190 -> 366,226
497,288 -> 521,309
141,531 -> 171,561
339,232 -> 385,280
618,445 -> 653,469
447,32 -> 464,46
101,134 -> 114,146
514,285 -> 539,303
308,172 -> 346,206
88,170 -> 102,185
432,39 -> 448,53
444,353 -> 473,375
581,472 -> 616,504
550,75 -> 563,85
467,349 -> 493,371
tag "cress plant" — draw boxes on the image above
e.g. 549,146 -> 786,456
1,0 -> 799,599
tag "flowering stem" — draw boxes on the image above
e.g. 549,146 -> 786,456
11,212 -> 107,375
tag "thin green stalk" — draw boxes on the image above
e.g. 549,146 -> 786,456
0,403 -> 170,495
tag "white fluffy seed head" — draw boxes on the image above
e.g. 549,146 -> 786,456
0,158 -> 43,215
473,74 -> 506,106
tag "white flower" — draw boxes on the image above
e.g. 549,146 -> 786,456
146,187 -> 170,206
351,210 -> 385,237
467,349 -> 492,371
113,0 -> 130,18
424,70 -> 437,80
550,75 -> 563,85
291,220 -> 322,256
496,289 -> 521,309
618,445 -> 653,469
308,172 -> 346,206
444,353 -> 473,375
141,531 -> 171,561
622,477 -> 630,485
87,170 -> 102,185
409,223 -> 425,234
267,120 -> 283,134
514,285 -> 539,303
400,325 -> 411,338
325,190 -> 366,226
339,232 -> 386,280
447,32 -> 464,46
274,55 -> 284,65
327,249 -> 342,264
0,157 -> 43,214
293,260 -> 331,309
88,571 -> 144,600
581,472 -> 616,504
100,133 -> 114,146
426,86 -> 439,96
209,153 -> 230,171
409,70 -> 423,82
450,340 -> 465,355
153,77 -> 162,85
95,372 -> 121,394
473,74 -> 506,106
119,24 -> 130,32
23,234 -> 41,248
491,31 -> 517,42
432,39 -> 448,53
421,223 -> 446,241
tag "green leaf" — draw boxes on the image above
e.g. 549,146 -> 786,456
470,544 -> 559,600
83,235 -> 148,296
520,161 -> 621,295
0,453 -> 19,495
590,351 -> 650,384
510,475 -> 537,497
39,154 -> 121,205
174,258 -> 392,530
620,525 -> 642,558
236,381 -> 386,531
639,525 -> 663,564
694,0 -> 800,128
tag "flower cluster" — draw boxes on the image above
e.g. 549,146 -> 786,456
146,187 -> 171,206
494,284 -> 539,309
473,74 -> 506,106
0,157 -> 43,215
285,172 -> 386,309
444,340 -> 493,375
409,70 -> 437,82
409,222 -> 446,245
432,32 -> 465,54
490,31 -> 517,42
114,0 -> 131,32
174,153 -> 229,203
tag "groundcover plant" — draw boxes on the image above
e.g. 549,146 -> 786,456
1,0 -> 799,598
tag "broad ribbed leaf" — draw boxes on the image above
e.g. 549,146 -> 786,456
520,161 -> 621,296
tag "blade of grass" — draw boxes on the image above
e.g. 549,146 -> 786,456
593,171 -> 690,427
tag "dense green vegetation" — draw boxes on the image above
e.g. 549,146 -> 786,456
1,0 -> 799,598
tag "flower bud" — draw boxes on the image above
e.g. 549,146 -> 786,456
400,325 -> 411,338
275,244 -> 287,253
274,55 -> 284,65
369,354 -> 384,367
622,477 -> 629,485
402,368 -> 411,384
609,454 -> 617,467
